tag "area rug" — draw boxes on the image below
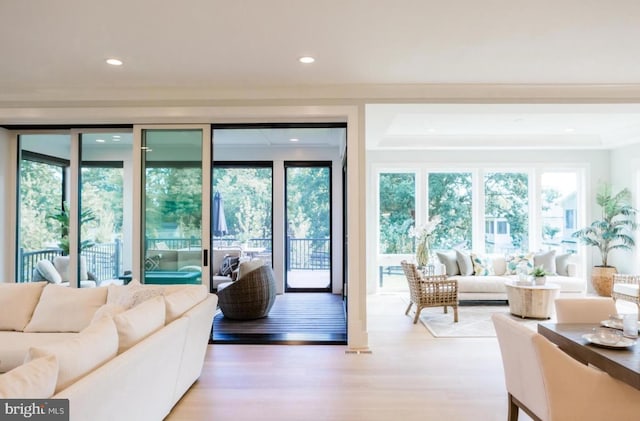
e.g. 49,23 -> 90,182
418,305 -> 540,338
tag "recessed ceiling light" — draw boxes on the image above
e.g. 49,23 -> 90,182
106,58 -> 123,66
564,128 -> 576,132
96,138 -> 105,143
112,136 -> 121,142
289,138 -> 300,142
299,56 -> 315,64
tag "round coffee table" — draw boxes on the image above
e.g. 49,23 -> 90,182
505,281 -> 560,319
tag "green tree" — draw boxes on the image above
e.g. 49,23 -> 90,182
485,172 -> 529,250
379,173 -> 415,253
428,173 -> 473,250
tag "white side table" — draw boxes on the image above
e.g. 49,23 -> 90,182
505,281 -> 560,319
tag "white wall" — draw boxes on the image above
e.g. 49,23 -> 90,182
366,147 -> 611,293
610,143 -> 640,274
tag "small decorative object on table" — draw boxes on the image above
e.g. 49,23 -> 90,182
530,265 -> 547,286
409,215 -> 441,268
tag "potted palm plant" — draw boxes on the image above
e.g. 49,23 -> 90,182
49,202 -> 97,255
572,184 -> 638,296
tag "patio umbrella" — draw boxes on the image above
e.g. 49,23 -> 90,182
212,191 -> 228,237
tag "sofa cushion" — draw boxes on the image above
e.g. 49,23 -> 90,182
0,332 -> 77,373
555,253 -> 572,276
534,250 -> 557,275
471,253 -> 495,276
0,355 -> 58,399
36,260 -> 63,284
436,251 -> 459,276
505,253 -> 534,275
107,280 -> 165,309
0,282 -> 47,331
455,250 -> 474,276
26,316 -> 118,393
114,296 -> 166,354
24,284 -> 107,333
238,258 -> 265,279
164,285 -> 208,323
90,303 -> 127,324
53,256 -> 88,282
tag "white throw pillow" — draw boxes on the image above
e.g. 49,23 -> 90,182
90,303 -> 126,324
107,279 -> 164,309
0,282 -> 47,331
24,284 -> 108,333
25,316 -> 118,393
113,296 -> 166,354
0,355 -> 58,398
164,285 -> 208,323
237,258 -> 264,280
36,260 -> 62,284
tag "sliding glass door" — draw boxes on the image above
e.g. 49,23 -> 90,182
139,127 -> 210,286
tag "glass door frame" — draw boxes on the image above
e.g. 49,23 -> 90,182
133,125 -> 211,285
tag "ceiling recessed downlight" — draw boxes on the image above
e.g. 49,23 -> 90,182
299,56 -> 315,64
289,138 -> 300,142
96,138 -> 105,143
106,58 -> 123,66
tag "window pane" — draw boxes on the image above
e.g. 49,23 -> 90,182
379,173 -> 415,254
428,172 -> 472,250
484,172 -> 529,254
212,166 -> 273,264
541,171 -> 577,254
18,134 -> 69,283
143,129 -> 203,285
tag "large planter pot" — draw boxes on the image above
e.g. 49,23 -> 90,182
591,266 -> 617,297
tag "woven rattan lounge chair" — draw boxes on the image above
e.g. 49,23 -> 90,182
217,263 -> 277,320
400,260 -> 458,324
612,274 -> 640,319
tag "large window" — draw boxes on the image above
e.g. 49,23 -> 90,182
428,172 -> 472,250
484,172 -> 529,254
379,172 -> 415,254
541,171 -> 578,254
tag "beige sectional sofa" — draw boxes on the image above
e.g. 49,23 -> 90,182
436,250 -> 586,301
0,280 -> 217,421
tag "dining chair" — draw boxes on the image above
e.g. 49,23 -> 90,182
492,313 -> 640,421
611,274 -> 640,319
553,297 -> 618,323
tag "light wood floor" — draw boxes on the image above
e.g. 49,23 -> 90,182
166,293 -> 533,421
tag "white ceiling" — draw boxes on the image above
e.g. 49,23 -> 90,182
3,1 -> 640,149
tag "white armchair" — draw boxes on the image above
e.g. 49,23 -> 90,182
492,313 -> 640,421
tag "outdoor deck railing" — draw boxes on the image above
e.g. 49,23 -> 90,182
20,236 -> 330,283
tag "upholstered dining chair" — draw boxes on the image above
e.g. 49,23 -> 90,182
492,313 -> 640,421
400,260 -> 458,324
554,297 -> 618,323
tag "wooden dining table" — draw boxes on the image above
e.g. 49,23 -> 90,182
538,322 -> 640,390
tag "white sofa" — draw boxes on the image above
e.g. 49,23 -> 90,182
0,280 -> 217,421
436,251 -> 586,301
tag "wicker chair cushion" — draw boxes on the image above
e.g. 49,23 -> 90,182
613,283 -> 639,297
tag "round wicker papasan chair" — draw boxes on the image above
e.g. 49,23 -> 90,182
217,262 -> 277,320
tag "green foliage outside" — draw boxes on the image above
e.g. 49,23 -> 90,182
379,173 -> 415,254
428,173 -> 473,250
484,172 -> 529,251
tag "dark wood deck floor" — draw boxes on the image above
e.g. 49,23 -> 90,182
211,292 -> 347,345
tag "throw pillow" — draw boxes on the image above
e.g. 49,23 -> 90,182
25,316 -> 118,393
144,254 -> 161,271
237,258 -> 265,279
164,285 -> 208,323
113,295 -> 165,354
471,253 -> 495,276
0,355 -> 58,399
534,250 -> 557,275
219,255 -> 240,276
90,303 -> 127,324
455,250 -> 474,276
35,260 -> 62,284
555,253 -> 572,276
24,284 -> 108,333
107,280 -> 165,309
505,253 -> 534,275
436,251 -> 459,276
0,282 -> 47,331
